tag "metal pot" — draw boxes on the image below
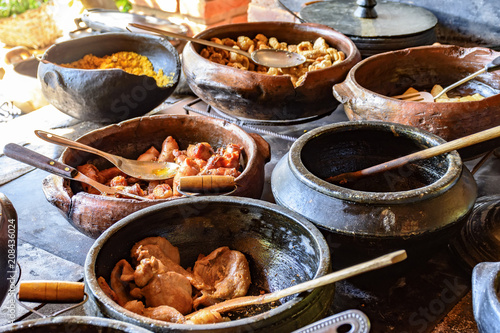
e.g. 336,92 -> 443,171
38,32 -> 181,123
0,316 -> 152,332
271,121 -> 477,263
472,262 -> 500,333
84,196 -> 333,332
41,114 -> 270,238
0,193 -> 17,307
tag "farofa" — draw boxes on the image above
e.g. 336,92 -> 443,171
60,51 -> 174,87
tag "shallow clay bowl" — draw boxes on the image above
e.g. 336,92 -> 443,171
84,196 -> 333,332
332,45 -> 500,158
182,21 -> 361,121
271,121 -> 477,265
42,115 -> 270,238
38,32 -> 181,123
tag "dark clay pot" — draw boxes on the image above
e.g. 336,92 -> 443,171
182,21 -> 361,121
472,262 -> 500,333
38,32 -> 181,123
0,193 -> 17,307
0,316 -> 152,332
84,196 -> 333,332
42,115 -> 271,239
332,45 -> 500,158
271,121 -> 477,261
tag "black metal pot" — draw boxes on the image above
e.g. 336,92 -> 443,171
84,196 -> 333,332
271,121 -> 477,264
0,316 -> 152,332
0,193 -> 17,307
38,32 -> 181,123
472,262 -> 500,333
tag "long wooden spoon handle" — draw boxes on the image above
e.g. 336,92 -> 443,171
327,124 -> 500,184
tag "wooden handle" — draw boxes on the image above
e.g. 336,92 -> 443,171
3,143 -> 76,179
18,281 -> 85,303
178,176 -> 236,193
326,124 -> 500,184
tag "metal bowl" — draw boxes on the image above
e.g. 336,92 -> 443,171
271,121 -> 477,264
0,316 -> 152,332
182,21 -> 361,121
472,261 -> 500,333
38,32 -> 181,123
41,114 -> 271,238
332,45 -> 500,157
84,196 -> 333,332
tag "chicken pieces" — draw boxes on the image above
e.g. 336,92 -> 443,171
99,236 -> 250,324
191,246 -> 251,309
77,136 -> 243,199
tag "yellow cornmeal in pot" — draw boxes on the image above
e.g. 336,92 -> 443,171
60,51 -> 174,87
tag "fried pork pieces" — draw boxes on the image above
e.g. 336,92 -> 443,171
77,136 -> 243,199
99,237 -> 251,324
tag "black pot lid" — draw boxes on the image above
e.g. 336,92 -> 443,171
81,9 -> 188,35
300,0 -> 437,38
449,195 -> 500,270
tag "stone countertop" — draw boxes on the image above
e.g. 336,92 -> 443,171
0,97 -> 498,331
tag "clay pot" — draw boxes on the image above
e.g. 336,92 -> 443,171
42,115 -> 270,238
182,21 -> 361,121
0,316 -> 152,332
38,32 -> 181,123
332,45 -> 500,157
84,196 -> 333,332
271,121 -> 477,262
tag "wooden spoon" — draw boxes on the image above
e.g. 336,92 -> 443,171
185,249 -> 406,319
326,124 -> 500,185
392,55 -> 500,102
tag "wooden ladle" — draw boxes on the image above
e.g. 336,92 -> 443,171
186,249 -> 406,319
326,124 -> 500,185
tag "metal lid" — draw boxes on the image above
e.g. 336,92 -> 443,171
300,0 -> 437,38
81,9 -> 188,35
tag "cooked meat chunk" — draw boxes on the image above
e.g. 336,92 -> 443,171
173,158 -> 202,196
138,146 -> 160,162
158,136 -> 179,163
187,142 -> 214,160
186,309 -> 225,324
134,256 -> 192,287
138,271 -> 193,314
109,175 -> 128,187
124,300 -> 186,323
191,247 -> 251,308
131,236 -> 181,265
110,259 -> 135,306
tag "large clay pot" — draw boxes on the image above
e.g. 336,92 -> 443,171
183,21 -> 361,121
271,121 -> 477,263
84,196 -> 333,332
332,45 -> 500,158
38,32 -> 181,123
42,115 -> 271,238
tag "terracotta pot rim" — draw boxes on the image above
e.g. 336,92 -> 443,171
84,196 -> 330,330
288,120 -> 464,204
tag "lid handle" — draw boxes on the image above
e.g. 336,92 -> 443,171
354,0 -> 378,18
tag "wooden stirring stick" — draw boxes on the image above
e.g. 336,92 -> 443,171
325,124 -> 500,185
186,249 -> 407,319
